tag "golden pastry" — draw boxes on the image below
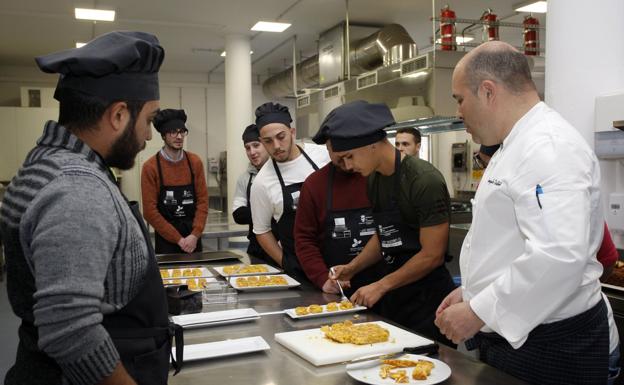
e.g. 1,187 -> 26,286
172,269 -> 182,278
339,300 -> 354,310
182,268 -> 193,277
321,321 -> 389,345
192,268 -> 202,277
308,304 -> 323,314
160,270 -> 170,278
295,306 -> 309,316
326,302 -> 339,312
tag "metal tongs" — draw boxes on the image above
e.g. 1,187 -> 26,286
329,267 -> 349,302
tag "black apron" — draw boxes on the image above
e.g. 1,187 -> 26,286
322,164 -> 380,295
373,150 -> 456,346
155,152 -> 202,254
273,146 -> 319,282
244,172 -> 279,265
5,178 -> 183,385
467,299 -> 609,385
102,200 -> 183,385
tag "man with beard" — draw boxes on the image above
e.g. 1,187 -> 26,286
294,122 -> 380,295
250,102 -> 330,281
232,124 -> 274,261
141,109 -> 208,254
0,31 -> 182,385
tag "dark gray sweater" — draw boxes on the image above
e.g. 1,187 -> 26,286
0,121 -> 149,385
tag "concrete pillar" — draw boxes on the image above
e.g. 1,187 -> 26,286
545,0 -> 624,147
225,34 -> 252,219
545,0 -> 624,247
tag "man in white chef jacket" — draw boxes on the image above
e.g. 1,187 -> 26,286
434,41 -> 609,385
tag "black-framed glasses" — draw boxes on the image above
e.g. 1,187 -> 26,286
166,129 -> 188,137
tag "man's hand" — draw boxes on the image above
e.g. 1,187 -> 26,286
184,234 -> 199,253
321,279 -> 340,294
435,286 -> 463,317
329,264 -> 356,282
177,237 -> 189,252
434,302 -> 485,344
350,281 -> 388,308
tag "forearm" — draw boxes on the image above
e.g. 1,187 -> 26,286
348,234 -> 382,274
256,232 -> 283,266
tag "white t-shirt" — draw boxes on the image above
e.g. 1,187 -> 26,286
461,102 -> 604,348
251,143 -> 330,234
232,164 -> 258,212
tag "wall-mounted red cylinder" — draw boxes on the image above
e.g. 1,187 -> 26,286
440,5 -> 456,51
523,15 -> 540,55
482,10 -> 498,41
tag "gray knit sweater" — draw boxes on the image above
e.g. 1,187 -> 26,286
0,121 -> 149,385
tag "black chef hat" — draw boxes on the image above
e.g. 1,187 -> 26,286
255,102 -> 292,130
320,100 -> 395,151
35,31 -> 164,102
479,144 -> 500,157
242,124 -> 260,144
154,109 -> 187,134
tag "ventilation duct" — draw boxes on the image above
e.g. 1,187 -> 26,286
262,23 -> 416,98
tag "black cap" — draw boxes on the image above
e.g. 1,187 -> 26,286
479,144 -> 500,157
35,31 -> 164,102
154,109 -> 187,134
320,100 -> 395,151
255,102 -> 292,130
242,124 -> 260,144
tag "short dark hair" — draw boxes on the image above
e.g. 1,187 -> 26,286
57,88 -> 146,132
464,47 -> 536,95
396,127 -> 421,144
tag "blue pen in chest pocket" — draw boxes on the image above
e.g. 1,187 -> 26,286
536,184 -> 543,209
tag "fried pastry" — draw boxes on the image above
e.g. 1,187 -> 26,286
326,302 -> 339,312
321,321 -> 389,344
295,306 -> 309,316
339,300 -> 354,310
308,304 -> 323,313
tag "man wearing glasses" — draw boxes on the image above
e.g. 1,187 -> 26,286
141,109 -> 208,254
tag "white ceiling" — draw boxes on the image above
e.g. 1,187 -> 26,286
0,0 -> 546,80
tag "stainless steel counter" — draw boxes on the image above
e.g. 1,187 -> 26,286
166,256 -> 528,385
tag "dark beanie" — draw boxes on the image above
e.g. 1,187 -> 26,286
242,124 -> 260,144
319,100 -> 394,151
153,109 -> 187,134
255,102 -> 292,130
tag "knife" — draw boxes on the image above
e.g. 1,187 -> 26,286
346,343 -> 439,367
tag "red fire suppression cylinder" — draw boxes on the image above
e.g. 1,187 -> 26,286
440,5 -> 456,51
523,15 -> 540,55
482,9 -> 498,41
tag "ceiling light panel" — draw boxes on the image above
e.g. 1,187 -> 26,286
75,8 -> 116,21
514,1 -> 547,13
251,21 -> 291,32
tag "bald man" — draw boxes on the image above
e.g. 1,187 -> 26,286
434,41 -> 608,384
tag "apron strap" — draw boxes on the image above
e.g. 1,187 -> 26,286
246,172 -> 253,203
273,144 -> 319,191
326,164 -> 336,212
183,151 -> 194,182
170,322 -> 184,375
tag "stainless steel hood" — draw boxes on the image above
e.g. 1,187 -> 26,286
262,23 -> 416,99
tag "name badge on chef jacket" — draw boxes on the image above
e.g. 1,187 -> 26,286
332,217 -> 351,239
164,190 -> 177,205
290,191 -> 300,210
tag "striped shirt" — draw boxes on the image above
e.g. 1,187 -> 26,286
0,121 -> 149,385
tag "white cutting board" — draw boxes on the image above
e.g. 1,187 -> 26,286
274,320 -> 432,366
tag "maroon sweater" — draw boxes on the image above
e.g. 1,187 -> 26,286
294,164 -> 371,289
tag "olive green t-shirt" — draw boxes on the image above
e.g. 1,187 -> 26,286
367,156 -> 451,234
